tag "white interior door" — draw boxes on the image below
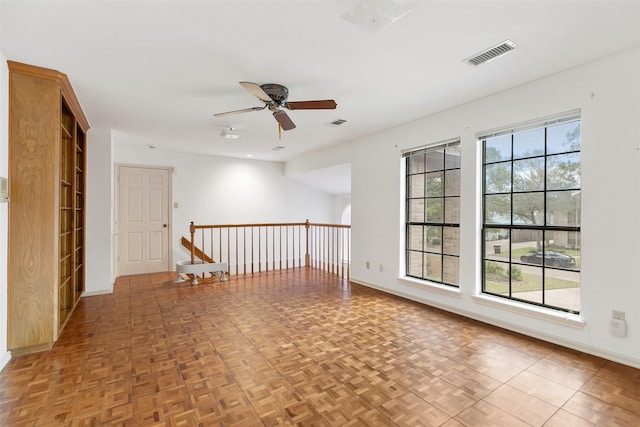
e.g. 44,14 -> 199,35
117,166 -> 171,275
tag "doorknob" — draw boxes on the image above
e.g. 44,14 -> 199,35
163,224 -> 168,228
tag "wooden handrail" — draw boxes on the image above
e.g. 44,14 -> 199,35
180,236 -> 215,263
185,220 -> 350,279
190,221 -> 351,229
191,222 -> 307,229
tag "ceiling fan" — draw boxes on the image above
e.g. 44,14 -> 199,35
214,82 -> 337,131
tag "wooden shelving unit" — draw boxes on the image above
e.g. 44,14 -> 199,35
7,61 -> 89,354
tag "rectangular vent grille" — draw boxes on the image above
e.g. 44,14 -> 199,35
327,119 -> 347,127
465,40 -> 517,66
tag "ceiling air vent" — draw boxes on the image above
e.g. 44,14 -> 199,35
327,118 -> 347,127
465,40 -> 517,66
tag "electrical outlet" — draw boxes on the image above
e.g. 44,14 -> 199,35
379,264 -> 383,272
366,261 -> 370,269
612,310 -> 626,321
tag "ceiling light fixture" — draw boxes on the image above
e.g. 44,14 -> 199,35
221,126 -> 239,139
341,0 -> 411,33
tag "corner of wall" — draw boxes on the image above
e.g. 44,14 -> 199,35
0,41 -> 10,367
0,350 -> 11,371
85,128 -> 115,295
82,285 -> 114,297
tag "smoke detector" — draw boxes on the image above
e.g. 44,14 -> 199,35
221,126 -> 239,139
341,0 -> 411,33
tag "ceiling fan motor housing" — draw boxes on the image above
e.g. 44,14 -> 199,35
261,83 -> 289,104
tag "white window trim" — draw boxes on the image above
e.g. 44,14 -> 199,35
477,108 -> 581,140
478,112 -> 582,314
402,138 -> 462,287
398,276 -> 462,297
472,293 -> 585,329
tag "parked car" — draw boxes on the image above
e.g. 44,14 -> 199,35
520,251 -> 576,268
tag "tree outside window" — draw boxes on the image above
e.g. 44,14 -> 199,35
482,118 -> 581,313
405,141 -> 460,286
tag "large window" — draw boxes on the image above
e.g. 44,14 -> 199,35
481,114 -> 581,313
405,140 -> 460,286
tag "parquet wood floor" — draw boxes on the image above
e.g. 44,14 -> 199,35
1,269 -> 639,426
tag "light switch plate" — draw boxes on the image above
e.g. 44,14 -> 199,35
0,176 -> 8,202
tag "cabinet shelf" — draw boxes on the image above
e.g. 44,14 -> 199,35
61,124 -> 72,139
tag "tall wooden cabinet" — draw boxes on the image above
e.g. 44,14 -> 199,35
7,61 -> 90,353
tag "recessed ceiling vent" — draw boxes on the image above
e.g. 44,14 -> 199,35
465,40 -> 517,66
327,118 -> 347,127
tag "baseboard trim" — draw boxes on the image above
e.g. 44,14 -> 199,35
0,350 -> 11,372
82,285 -> 114,297
350,277 -> 640,369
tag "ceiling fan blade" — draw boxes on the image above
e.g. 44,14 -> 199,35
239,81 -> 273,102
273,110 -> 296,131
214,106 -> 264,117
284,100 -> 337,110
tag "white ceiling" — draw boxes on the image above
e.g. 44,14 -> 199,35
2,1 -> 640,194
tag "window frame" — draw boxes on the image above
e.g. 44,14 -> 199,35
480,113 -> 581,314
404,139 -> 461,287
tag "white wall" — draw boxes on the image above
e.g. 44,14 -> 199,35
349,46 -> 640,368
285,142 -> 353,177
333,194 -> 351,225
84,128 -> 114,295
0,33 -> 11,370
286,144 -> 353,224
112,143 -> 334,271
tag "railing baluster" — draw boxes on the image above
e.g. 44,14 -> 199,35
209,228 -> 221,262
298,225 -> 302,268
279,226 -> 282,271
185,221 -> 350,280
189,222 -> 195,265
314,225 -> 318,269
259,226 -> 262,273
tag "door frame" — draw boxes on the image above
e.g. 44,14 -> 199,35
115,163 -> 174,277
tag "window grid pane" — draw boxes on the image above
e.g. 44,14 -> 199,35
482,119 -> 581,314
405,141 -> 460,287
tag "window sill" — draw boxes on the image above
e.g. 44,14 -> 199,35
398,276 -> 462,297
472,293 -> 585,329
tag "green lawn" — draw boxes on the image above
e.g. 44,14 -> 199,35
485,272 -> 579,294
